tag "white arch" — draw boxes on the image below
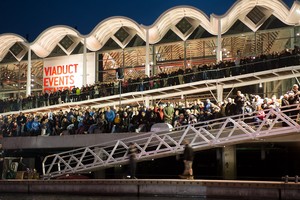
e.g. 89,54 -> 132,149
217,0 -> 299,34
0,0 -> 299,62
146,6 -> 213,43
86,16 -> 145,51
0,34 -> 26,61
30,25 -> 81,58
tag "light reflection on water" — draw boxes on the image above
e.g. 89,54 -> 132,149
0,194 -> 207,200
0,194 -> 280,200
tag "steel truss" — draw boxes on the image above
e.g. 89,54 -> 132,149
42,104 -> 300,179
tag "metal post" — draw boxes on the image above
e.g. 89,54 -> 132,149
216,84 -> 223,103
217,18 -> 222,62
83,38 -> 87,86
184,40 -> 187,69
26,48 -> 32,97
145,28 -> 150,77
18,62 -> 21,98
119,80 -> 122,107
145,96 -> 150,108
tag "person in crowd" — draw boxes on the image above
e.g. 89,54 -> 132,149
234,90 -> 246,115
225,98 -> 236,117
128,110 -> 139,132
174,113 -> 187,128
1,117 -> 9,137
16,112 -> 27,136
8,116 -> 17,137
31,117 -> 41,136
105,106 -> 115,133
253,105 -> 266,127
173,110 -> 181,127
287,84 -> 300,121
186,109 -> 197,124
127,142 -> 138,179
136,111 -> 148,133
112,113 -> 121,133
163,102 -> 175,124
204,99 -> 213,121
40,119 -> 50,136
120,111 -> 130,132
281,93 -> 290,126
179,139 -> 194,179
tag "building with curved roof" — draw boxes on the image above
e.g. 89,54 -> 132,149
0,0 -> 299,98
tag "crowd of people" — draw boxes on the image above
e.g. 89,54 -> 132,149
0,80 -> 299,137
0,47 -> 299,113
0,46 -> 300,137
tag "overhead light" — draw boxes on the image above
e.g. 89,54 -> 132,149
297,9 -> 300,14
259,83 -> 262,88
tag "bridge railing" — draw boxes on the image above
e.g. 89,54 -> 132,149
42,104 -> 300,179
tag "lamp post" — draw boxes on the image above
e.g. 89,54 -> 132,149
116,68 -> 124,107
119,79 -> 122,107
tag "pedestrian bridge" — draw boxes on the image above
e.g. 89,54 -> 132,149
42,104 -> 300,179
2,63 -> 300,115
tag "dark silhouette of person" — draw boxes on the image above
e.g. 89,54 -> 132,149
127,142 -> 138,179
179,139 -> 194,179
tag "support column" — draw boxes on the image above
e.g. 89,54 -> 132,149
122,49 -> 125,68
263,82 -> 267,98
291,27 -> 295,49
152,45 -> 156,76
216,19 -> 222,62
254,32 -> 257,55
83,38 -> 87,86
216,84 -> 223,103
145,28 -> 150,77
26,48 -> 32,97
184,40 -> 187,68
295,26 -> 300,46
145,96 -> 150,108
222,145 -> 236,180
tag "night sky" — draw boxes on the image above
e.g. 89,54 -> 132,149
0,0 -> 295,42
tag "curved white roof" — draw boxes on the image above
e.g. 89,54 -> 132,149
0,34 -> 26,61
0,0 -> 299,62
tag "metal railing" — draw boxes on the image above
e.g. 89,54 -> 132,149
42,104 -> 300,179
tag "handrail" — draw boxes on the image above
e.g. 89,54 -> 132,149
1,54 -> 299,113
42,103 -> 300,179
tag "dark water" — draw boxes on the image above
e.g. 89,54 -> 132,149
0,194 -> 206,200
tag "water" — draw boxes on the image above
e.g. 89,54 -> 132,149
0,194 -> 229,200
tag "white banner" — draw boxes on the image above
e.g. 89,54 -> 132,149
43,53 -> 95,92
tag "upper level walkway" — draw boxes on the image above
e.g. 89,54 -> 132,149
2,62 -> 300,116
41,104 -> 300,179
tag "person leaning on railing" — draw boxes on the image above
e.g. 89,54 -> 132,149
2,47 -> 300,113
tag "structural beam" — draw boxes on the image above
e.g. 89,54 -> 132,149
145,28 -> 150,77
26,48 -> 32,97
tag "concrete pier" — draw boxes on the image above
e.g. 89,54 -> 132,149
0,179 -> 300,199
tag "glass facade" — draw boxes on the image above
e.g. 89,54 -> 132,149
0,4 -> 299,99
95,25 -> 299,83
